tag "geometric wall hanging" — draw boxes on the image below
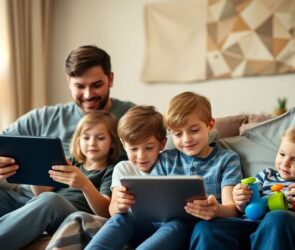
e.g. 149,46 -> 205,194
142,0 -> 295,82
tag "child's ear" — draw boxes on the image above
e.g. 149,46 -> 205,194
208,119 -> 215,131
159,137 -> 167,151
120,138 -> 126,149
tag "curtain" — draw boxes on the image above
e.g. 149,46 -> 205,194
0,0 -> 52,130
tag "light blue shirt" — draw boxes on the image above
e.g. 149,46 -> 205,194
151,143 -> 242,203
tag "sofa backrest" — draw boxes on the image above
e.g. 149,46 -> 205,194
219,107 -> 295,177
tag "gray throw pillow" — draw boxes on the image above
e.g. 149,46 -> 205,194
219,107 -> 295,177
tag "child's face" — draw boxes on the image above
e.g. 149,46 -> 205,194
170,114 -> 214,157
123,136 -> 166,173
275,137 -> 295,180
79,123 -> 112,167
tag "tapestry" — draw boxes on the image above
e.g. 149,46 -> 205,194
142,0 -> 295,83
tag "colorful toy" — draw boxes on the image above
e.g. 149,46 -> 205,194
241,177 -> 288,220
268,184 -> 288,211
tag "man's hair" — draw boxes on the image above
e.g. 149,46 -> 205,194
70,110 -> 120,165
165,91 -> 212,129
283,127 -> 295,143
118,105 -> 166,145
65,45 -> 111,77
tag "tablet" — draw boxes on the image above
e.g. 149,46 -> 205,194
0,135 -> 67,188
120,175 -> 207,222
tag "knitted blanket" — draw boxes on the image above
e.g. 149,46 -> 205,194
46,212 -> 107,250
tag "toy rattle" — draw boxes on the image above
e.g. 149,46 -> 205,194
241,177 -> 288,220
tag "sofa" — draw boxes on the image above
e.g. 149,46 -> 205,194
22,107 -> 295,249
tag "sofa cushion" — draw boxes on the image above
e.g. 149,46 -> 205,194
239,114 -> 273,134
215,115 -> 248,139
219,107 -> 295,177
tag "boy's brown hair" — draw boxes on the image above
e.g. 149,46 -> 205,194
165,91 -> 212,129
70,110 -> 120,164
283,127 -> 295,143
118,105 -> 166,144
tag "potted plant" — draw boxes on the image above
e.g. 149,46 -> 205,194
273,97 -> 287,116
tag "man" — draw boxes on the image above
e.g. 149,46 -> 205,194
0,45 -> 135,180
0,45 -> 135,249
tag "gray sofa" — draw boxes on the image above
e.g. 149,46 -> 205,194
23,107 -> 295,249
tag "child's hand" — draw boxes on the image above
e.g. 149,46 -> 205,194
49,160 -> 89,189
185,195 -> 219,220
233,183 -> 252,210
287,183 -> 295,202
111,186 -> 135,213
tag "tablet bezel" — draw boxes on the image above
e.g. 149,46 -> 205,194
120,175 -> 207,222
0,135 -> 67,188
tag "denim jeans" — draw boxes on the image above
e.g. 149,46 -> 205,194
85,212 -> 193,250
190,210 -> 295,250
0,189 -> 78,250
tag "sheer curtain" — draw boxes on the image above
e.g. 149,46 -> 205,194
0,0 -> 52,130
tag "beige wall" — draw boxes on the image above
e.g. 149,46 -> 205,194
49,0 -> 294,117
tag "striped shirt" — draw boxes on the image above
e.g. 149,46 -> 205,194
256,168 -> 295,209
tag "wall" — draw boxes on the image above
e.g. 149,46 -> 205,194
49,0 -> 294,117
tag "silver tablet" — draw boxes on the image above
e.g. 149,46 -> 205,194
0,135 -> 67,188
120,175 -> 207,222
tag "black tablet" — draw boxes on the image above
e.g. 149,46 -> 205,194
0,135 -> 67,188
120,175 -> 207,222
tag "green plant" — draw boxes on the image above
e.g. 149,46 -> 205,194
277,97 -> 287,109
273,97 -> 287,116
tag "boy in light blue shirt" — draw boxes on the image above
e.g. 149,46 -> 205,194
153,92 -> 242,223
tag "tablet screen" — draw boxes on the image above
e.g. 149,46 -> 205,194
120,175 -> 207,222
0,135 -> 67,188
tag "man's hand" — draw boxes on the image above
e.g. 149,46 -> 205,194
0,157 -> 18,179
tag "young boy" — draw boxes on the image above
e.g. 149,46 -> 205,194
85,105 -> 192,250
151,92 -> 242,249
192,126 -> 295,250
234,126 -> 295,212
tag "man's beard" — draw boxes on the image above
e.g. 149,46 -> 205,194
97,89 -> 110,110
80,89 -> 110,111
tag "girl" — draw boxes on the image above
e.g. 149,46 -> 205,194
46,110 -> 121,216
0,110 -> 121,249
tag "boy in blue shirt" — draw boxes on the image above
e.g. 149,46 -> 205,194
153,91 -> 242,223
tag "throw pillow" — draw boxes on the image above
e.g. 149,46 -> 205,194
215,115 -> 248,139
239,114 -> 273,134
219,107 -> 295,177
